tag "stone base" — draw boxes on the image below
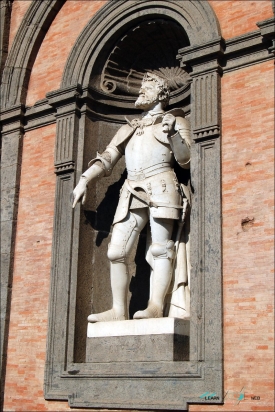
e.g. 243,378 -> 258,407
86,318 -> 189,363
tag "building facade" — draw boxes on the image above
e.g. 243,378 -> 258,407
1,1 -> 274,411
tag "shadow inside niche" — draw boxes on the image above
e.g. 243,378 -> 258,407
84,170 -> 127,246
129,225 -> 151,319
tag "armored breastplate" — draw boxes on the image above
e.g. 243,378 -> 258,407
125,124 -> 173,177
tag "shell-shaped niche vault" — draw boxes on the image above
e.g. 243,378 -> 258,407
89,18 -> 191,111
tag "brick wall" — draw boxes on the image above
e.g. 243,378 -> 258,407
2,124 -> 94,412
26,0 -> 107,106
8,0 -> 31,50
209,0 -> 273,38
3,124 -> 56,410
3,1 -> 274,411
189,60 -> 274,412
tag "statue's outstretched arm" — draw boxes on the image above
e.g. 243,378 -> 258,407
72,123 -> 134,208
72,145 -> 122,208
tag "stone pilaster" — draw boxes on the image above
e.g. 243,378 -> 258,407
0,0 -> 12,80
178,39 -> 224,363
44,85 -> 83,393
0,103 -> 25,406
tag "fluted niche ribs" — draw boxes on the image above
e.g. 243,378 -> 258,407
191,72 -> 221,141
205,75 -> 208,124
46,84 -> 82,175
194,78 -> 201,128
55,116 -> 74,167
66,117 -> 72,160
211,73 -> 215,124
62,118 -> 66,160
56,119 -> 62,164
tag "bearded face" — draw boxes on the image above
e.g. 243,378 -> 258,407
135,81 -> 160,110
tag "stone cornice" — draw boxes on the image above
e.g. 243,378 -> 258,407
46,84 -> 82,108
178,38 -> 225,66
257,17 -> 275,39
25,99 -> 55,132
223,25 -> 274,72
257,17 -> 275,55
1,25 -> 274,133
177,25 -> 274,75
177,38 -> 225,77
0,104 -> 25,135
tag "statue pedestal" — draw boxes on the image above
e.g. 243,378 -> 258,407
86,318 -> 189,363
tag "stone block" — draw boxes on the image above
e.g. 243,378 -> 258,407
0,220 -> 15,254
1,164 -> 20,190
0,187 -> 19,222
86,318 -> 189,363
1,133 -> 22,166
87,317 -> 190,337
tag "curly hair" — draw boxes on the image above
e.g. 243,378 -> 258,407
142,72 -> 170,107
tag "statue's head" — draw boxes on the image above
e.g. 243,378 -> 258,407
135,72 -> 170,110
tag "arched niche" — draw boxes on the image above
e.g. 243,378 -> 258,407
45,1 -> 224,409
76,15 -> 192,365
62,0 -> 221,88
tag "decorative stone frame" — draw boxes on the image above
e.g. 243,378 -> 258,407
43,2 -> 224,409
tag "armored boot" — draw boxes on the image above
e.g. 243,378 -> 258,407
87,261 -> 128,322
88,210 -> 148,323
133,240 -> 174,319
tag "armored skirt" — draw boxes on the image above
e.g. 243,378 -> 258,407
113,169 -> 182,224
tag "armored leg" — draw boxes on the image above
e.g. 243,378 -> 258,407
134,216 -> 174,319
88,209 -> 148,322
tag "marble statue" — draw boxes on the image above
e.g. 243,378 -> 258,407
72,72 -> 191,322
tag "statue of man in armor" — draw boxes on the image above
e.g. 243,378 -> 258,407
72,72 -> 191,322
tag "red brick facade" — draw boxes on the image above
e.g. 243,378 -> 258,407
2,1 -> 274,411
190,60 -> 274,412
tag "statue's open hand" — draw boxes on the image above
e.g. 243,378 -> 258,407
162,113 -> 176,136
72,177 -> 87,208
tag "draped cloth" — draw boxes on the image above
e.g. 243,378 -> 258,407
165,210 -> 190,319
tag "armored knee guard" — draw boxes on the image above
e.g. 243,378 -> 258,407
107,244 -> 126,263
150,240 -> 175,260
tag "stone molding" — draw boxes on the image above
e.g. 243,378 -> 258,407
224,22 -> 275,72
178,38 -> 225,74
1,104 -> 25,136
257,17 -> 275,55
25,99 -> 55,132
0,0 -> 12,81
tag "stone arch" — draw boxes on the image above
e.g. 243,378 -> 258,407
1,0 -> 65,109
62,0 -> 221,89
